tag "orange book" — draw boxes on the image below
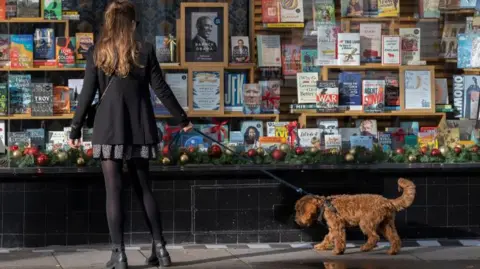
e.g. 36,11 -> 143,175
53,86 -> 70,114
0,0 -> 5,20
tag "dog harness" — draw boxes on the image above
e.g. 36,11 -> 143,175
317,198 -> 337,227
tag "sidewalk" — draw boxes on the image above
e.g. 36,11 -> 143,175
0,244 -> 480,269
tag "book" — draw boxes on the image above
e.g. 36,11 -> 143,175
300,49 -> 320,72
316,23 -> 338,65
260,80 -> 281,114
53,86 -> 70,114
224,72 -> 246,112
453,75 -> 465,118
360,23 -> 381,63
404,70 -> 432,110
420,0 -> 440,18
312,0 -> 335,27
33,28 -> 56,67
8,74 -> 31,114
43,0 -> 61,19
364,0 -> 379,16
16,0 -> 40,17
297,72 -> 319,103
56,37 -> 76,68
362,80 -> 385,113
298,128 -> 321,147
435,78 -> 449,104
75,33 -> 94,67
241,120 -> 264,148
385,75 -> 400,111
31,83 -> 53,116
0,0 -> 6,19
155,36 -> 172,63
464,75 -> 480,119
350,135 -> 373,149
68,79 -> 83,112
316,80 -> 339,112
266,121 -> 289,136
26,128 -> 45,150
381,35 -> 401,65
280,0 -> 304,22
0,121 -> 4,153
341,0 -> 363,16
0,34 -> 9,67
458,33 -> 480,68
281,44 -> 302,76
337,33 -> 360,65
243,84 -> 262,114
442,22 -> 465,59
0,83 -> 6,115
377,0 -> 399,17
231,36 -> 250,63
262,0 -> 280,23
338,72 -> 362,111
6,0 -> 16,18
325,134 -> 342,149
256,35 -> 281,67
10,34 -> 33,68
399,28 -> 421,64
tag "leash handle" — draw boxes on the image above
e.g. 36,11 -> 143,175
191,127 -> 310,195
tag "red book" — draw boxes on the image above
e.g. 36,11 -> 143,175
262,0 -> 280,23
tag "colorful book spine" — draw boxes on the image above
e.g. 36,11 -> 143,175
10,34 -> 33,68
44,0 -> 62,19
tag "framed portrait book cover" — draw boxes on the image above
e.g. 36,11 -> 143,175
188,67 -> 224,115
399,66 -> 436,113
180,3 -> 229,67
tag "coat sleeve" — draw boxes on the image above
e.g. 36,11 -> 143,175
148,44 -> 189,127
69,47 -> 99,139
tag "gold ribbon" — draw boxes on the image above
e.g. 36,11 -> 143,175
166,34 -> 176,62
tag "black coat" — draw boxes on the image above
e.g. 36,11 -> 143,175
69,42 -> 189,145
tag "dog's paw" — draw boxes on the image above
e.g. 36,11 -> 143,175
360,244 -> 374,252
332,248 -> 345,255
387,249 -> 399,255
314,243 -> 332,251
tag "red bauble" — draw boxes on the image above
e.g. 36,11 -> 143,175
454,146 -> 462,154
36,154 -> 49,166
472,145 -> 479,153
272,149 -> 284,161
24,147 -> 39,156
395,148 -> 405,155
9,145 -> 18,151
162,146 -> 170,156
188,146 -> 196,153
209,144 -> 222,158
420,146 -> 428,155
86,148 -> 94,158
247,148 -> 257,158
431,148 -> 441,157
295,147 -> 304,155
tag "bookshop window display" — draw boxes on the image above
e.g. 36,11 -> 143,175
1,0 -> 480,170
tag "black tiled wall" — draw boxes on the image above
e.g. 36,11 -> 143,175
0,169 -> 479,248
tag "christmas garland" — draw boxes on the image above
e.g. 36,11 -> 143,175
3,143 -> 480,168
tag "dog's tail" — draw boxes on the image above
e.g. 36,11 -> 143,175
390,178 -> 416,211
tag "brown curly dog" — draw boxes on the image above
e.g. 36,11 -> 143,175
295,178 -> 415,255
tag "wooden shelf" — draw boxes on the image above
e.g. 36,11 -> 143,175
1,67 -> 85,71
155,111 -> 279,120
160,64 -> 255,70
440,9 -> 476,14
0,19 -> 68,23
0,114 -> 74,120
341,17 -> 399,22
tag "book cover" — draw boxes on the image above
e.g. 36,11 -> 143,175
464,75 -> 480,119
378,132 -> 393,151
164,73 -> 188,111
34,28 -> 56,67
298,128 -> 321,147
453,75 -> 465,118
457,33 -> 472,68
364,0 -> 379,16
316,80 -> 339,112
8,74 -> 31,114
281,44 -> 302,76
297,72 -> 318,103
68,79 -> 83,112
53,85 -> 70,114
341,0 -> 363,16
280,0 -> 304,22
381,35 -> 401,65
56,37 -> 76,68
337,33 -> 360,65
26,128 -> 45,150
31,83 -> 53,116
8,132 -> 30,147
421,0 -> 440,18
43,0 -> 61,19
243,83 -> 262,114
0,83 -> 6,115
312,0 -> 335,27
360,23 -> 382,63
324,134 -> 342,149
0,121 -> 4,153
231,36 -> 250,63
262,0 -> 280,23
338,71 -> 362,110
155,36 -> 172,63
400,121 -> 420,135
460,0 -> 476,8
435,78 -> 449,104
256,35 -> 281,67
442,22 -> 465,59
16,0 -> 40,17
260,80 -> 281,114
350,135 -> 373,150
362,80 -> 385,113
10,34 -> 33,68
75,32 -> 94,67
0,0 -> 6,19
6,0 -> 16,18
404,70 -> 432,110
241,120 -> 263,148
356,119 -> 378,138
377,0 -> 399,17
266,121 -> 289,136
399,28 -> 421,64
316,23 -> 338,65
385,75 -> 400,111
224,72 -> 246,112
0,34 -> 9,67
339,127 -> 360,149
300,49 -> 320,72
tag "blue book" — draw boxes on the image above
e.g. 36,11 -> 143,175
224,72 -> 246,112
350,135 -> 373,150
461,0 -> 477,8
34,28 -> 55,60
458,34 -> 472,69
338,72 -> 362,110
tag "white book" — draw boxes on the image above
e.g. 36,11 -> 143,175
298,128 -> 321,147
360,23 -> 382,63
256,35 -> 281,67
297,72 -> 319,103
337,33 -> 361,65
382,35 -> 401,65
399,28 -> 421,64
280,0 -> 305,22
316,23 -> 337,65
165,73 -> 188,111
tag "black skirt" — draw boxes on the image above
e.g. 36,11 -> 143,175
92,144 -> 159,160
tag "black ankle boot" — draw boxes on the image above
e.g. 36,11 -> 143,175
145,240 -> 171,267
106,245 -> 128,269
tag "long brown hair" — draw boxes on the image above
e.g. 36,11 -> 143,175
94,0 -> 142,77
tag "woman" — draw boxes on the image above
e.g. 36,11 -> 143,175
68,1 -> 192,268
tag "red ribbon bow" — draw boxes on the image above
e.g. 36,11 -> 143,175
286,121 -> 298,147
209,119 -> 228,141
164,124 -> 181,142
392,128 -> 406,142
262,91 -> 280,107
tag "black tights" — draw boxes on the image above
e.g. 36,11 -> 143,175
101,159 -> 164,246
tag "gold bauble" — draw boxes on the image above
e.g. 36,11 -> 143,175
12,150 -> 22,159
256,147 -> 265,156
345,153 -> 354,162
180,154 -> 189,163
279,143 -> 290,152
162,157 -> 171,165
456,143 -> 466,149
310,147 -> 319,153
57,151 -> 68,162
349,148 -> 356,155
408,155 -> 417,162
439,146 -> 448,155
77,157 -> 85,166
330,148 -> 339,154
311,137 -> 320,145
225,146 -> 236,155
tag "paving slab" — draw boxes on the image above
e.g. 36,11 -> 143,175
0,252 -> 59,268
410,246 -> 480,260
53,250 -> 146,268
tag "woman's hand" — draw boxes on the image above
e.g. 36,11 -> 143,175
68,139 -> 81,148
183,122 -> 194,133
